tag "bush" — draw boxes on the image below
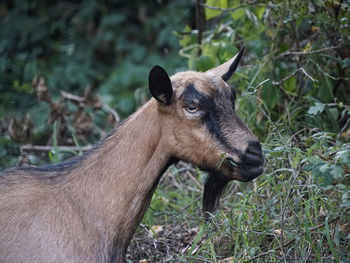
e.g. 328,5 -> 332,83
0,0 -> 349,262
130,1 -> 350,262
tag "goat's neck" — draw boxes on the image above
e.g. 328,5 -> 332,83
66,100 -> 171,253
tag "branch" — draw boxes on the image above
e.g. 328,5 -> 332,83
278,44 -> 342,57
186,171 -> 204,190
60,91 -> 85,103
308,210 -> 347,232
102,103 -> 121,123
255,78 -> 270,89
61,90 -> 120,123
272,68 -> 317,86
200,2 -> 265,12
313,151 -> 350,175
21,145 -> 93,153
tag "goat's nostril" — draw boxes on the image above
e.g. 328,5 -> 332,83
247,141 -> 262,156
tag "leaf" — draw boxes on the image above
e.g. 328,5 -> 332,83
231,8 -> 245,20
50,121 -> 60,164
73,109 -> 93,134
319,163 -> 329,173
216,152 -> 227,169
335,150 -> 349,163
283,75 -> 296,94
341,58 -> 350,68
318,76 -> 334,103
255,6 -> 266,19
196,55 -> 215,72
179,26 -> 195,48
205,0 -> 227,20
8,114 -> 32,143
33,77 -> 51,102
246,9 -> 259,28
324,217 -> 340,263
261,83 -> 281,110
308,102 -> 325,115
330,165 -> 344,179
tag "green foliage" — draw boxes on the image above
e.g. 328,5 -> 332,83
0,0 -> 192,168
129,0 -> 350,262
0,0 -> 191,113
178,0 -> 349,138
1,0 -> 350,262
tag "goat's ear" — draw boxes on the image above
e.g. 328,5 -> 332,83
207,46 -> 245,82
149,65 -> 173,105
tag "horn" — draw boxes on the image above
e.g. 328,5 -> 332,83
207,46 -> 245,81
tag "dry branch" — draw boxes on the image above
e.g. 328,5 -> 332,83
272,68 -> 317,86
61,90 -> 120,123
21,145 -> 93,153
278,44 -> 342,57
60,91 -> 85,103
313,151 -> 350,175
200,2 -> 265,12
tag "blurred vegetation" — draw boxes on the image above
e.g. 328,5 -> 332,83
0,0 -> 192,167
1,0 -> 350,262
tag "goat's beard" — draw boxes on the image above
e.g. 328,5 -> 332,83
202,170 -> 230,217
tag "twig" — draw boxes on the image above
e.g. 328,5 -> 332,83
308,210 -> 348,232
60,91 -> 85,103
310,59 -> 350,80
103,103 -> 121,123
61,90 -> 120,123
21,144 -> 93,153
178,43 -> 200,59
244,237 -> 297,262
185,171 -> 204,190
200,2 -> 265,12
182,196 -> 202,211
272,68 -> 318,86
245,249 -> 276,262
280,153 -> 300,258
255,78 -> 270,89
278,44 -> 342,57
287,128 -> 307,144
313,151 -> 350,175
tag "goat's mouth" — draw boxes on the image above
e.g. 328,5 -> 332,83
225,157 -> 264,182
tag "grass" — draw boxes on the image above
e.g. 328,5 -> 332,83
127,133 -> 350,262
4,91 -> 349,262
4,64 -> 349,262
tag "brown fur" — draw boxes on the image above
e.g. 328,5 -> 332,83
0,50 -> 263,262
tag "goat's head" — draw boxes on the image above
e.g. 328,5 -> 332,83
149,47 -> 264,213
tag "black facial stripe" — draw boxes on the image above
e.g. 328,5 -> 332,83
203,103 -> 242,158
181,83 -> 205,107
181,83 -> 241,157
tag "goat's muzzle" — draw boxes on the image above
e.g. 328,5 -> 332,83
226,141 -> 264,182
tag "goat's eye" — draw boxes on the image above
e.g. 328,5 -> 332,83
186,105 -> 199,113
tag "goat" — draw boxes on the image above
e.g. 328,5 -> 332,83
0,47 -> 263,262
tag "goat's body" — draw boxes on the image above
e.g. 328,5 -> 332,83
0,101 -> 171,262
0,50 -> 264,262
0,177 -> 113,262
